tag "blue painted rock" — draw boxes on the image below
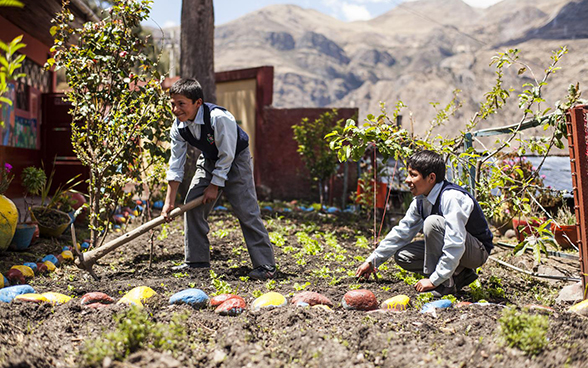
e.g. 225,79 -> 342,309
291,291 -> 333,307
62,246 -> 71,251
210,293 -> 241,307
421,299 -> 453,313
381,295 -> 410,311
23,262 -> 37,273
251,292 -> 287,311
42,292 -> 72,305
42,255 -> 59,267
341,289 -> 378,311
118,286 -> 157,307
80,292 -> 115,305
525,304 -> 555,313
169,289 -> 209,309
0,285 -> 35,303
10,265 -> 34,279
213,205 -> 228,211
153,200 -> 164,210
81,242 -> 90,250
215,296 -> 247,316
569,299 -> 588,316
36,263 -> 48,274
43,261 -> 56,272
5,269 -> 25,285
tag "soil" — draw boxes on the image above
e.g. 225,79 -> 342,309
0,208 -> 587,368
31,207 -> 71,228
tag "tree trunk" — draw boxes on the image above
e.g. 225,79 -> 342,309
178,0 -> 216,199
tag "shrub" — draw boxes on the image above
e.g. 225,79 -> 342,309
497,307 -> 549,355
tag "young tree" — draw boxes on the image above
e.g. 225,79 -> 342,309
49,0 -> 172,247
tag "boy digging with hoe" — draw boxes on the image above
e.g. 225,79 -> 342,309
162,78 -> 276,280
356,150 -> 493,296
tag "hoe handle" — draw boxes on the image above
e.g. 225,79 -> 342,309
76,196 -> 205,272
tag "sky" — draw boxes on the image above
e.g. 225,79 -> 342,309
142,0 -> 505,29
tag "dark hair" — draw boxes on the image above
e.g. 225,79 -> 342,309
407,150 -> 445,183
169,78 -> 204,103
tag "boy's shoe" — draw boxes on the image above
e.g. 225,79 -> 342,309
429,284 -> 457,298
248,265 -> 276,280
171,262 -> 210,271
453,268 -> 478,291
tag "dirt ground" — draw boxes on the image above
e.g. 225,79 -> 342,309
0,207 -> 587,368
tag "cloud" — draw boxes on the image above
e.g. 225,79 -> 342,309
341,3 -> 372,21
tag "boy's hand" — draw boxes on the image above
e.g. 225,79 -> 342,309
414,278 -> 435,292
203,184 -> 219,204
356,261 -> 377,280
162,201 -> 174,222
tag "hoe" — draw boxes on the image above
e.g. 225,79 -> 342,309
73,195 -> 204,280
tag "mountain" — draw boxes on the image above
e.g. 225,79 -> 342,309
213,0 -> 588,137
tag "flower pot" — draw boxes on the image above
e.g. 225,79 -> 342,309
356,180 -> 388,209
30,206 -> 71,238
512,217 -> 545,242
550,222 -> 578,250
9,223 -> 37,251
0,194 -> 18,252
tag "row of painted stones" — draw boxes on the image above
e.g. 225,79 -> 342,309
0,247 -> 75,289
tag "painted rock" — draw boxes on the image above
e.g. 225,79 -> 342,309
210,293 -> 241,307
15,293 -> 47,303
0,273 -> 5,288
421,299 -> 453,313
215,296 -> 247,316
23,262 -> 37,273
10,265 -> 34,279
56,254 -> 65,265
42,255 -> 59,267
80,292 -> 115,305
251,292 -> 287,311
341,289 -> 378,311
525,304 -> 555,313
84,303 -> 111,309
0,285 -> 35,303
36,263 -> 48,274
0,194 -> 18,253
569,299 -> 588,316
312,304 -> 333,312
381,295 -> 410,311
454,302 -> 473,308
61,250 -> 74,262
81,242 -> 90,250
42,292 -> 72,305
291,291 -> 333,307
169,288 -> 209,309
62,246 -> 71,251
118,286 -> 157,307
43,261 -> 56,272
6,269 -> 25,285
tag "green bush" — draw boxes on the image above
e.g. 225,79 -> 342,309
497,307 -> 549,355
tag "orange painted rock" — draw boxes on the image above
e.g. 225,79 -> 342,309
215,296 -> 247,316
341,289 -> 378,311
210,293 -> 241,307
454,302 -> 473,308
291,291 -> 333,307
6,269 -> 25,285
80,292 -> 115,305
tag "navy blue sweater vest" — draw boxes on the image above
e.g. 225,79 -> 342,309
417,180 -> 494,254
177,103 -> 249,160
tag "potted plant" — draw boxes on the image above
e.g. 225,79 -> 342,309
0,163 -> 17,252
9,166 -> 45,250
550,205 -> 578,250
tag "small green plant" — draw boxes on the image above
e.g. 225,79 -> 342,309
210,270 -> 234,296
265,279 -> 276,291
414,292 -> 434,309
269,232 -> 286,247
211,229 -> 230,239
293,282 -> 311,291
469,275 -> 505,302
157,223 -> 169,241
20,166 -> 46,222
296,232 -> 323,255
349,284 -> 362,290
497,306 -> 549,355
311,266 -> 331,279
252,290 -> 263,298
441,294 -> 457,304
355,235 -> 370,249
392,265 -> 423,286
239,276 -> 250,282
172,272 -> 188,279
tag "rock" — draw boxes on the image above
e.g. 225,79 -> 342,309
10,265 -> 34,279
0,273 -> 6,288
381,295 -> 410,311
80,292 -> 115,305
118,286 -> 157,307
15,293 -> 47,303
36,263 -> 48,274
454,301 -> 473,308
421,299 -> 453,313
42,255 -> 59,267
556,281 -> 584,304
312,304 -> 333,312
61,250 -> 74,261
525,304 -> 555,313
23,262 -> 37,273
504,229 -> 516,239
210,293 -> 241,307
251,292 -> 287,311
43,261 -> 56,272
291,291 -> 333,307
215,296 -> 247,316
569,299 -> 588,316
84,302 -> 111,309
0,285 -> 35,303
56,254 -> 64,265
169,289 -> 209,309
341,289 -> 378,311
5,269 -> 25,285
42,292 -> 72,305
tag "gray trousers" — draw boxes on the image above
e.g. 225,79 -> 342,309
394,215 -> 488,285
183,149 -> 275,268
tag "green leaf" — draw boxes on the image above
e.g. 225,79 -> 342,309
0,0 -> 24,7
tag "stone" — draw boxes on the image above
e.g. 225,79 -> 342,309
43,261 -> 56,272
61,250 -> 74,262
291,291 -> 333,307
341,289 -> 378,311
169,289 -> 209,309
0,285 -> 35,303
454,302 -> 473,308
84,302 -> 111,309
15,293 -> 47,303
568,299 -> 588,316
381,295 -> 410,311
80,292 -> 115,305
42,292 -> 72,305
10,265 -> 34,279
42,255 -> 59,267
312,304 -> 333,312
0,273 -> 5,288
525,304 -> 555,313
556,281 -> 584,304
210,293 -> 240,307
118,286 -> 157,307
215,296 -> 247,316
251,292 -> 287,311
421,299 -> 453,313
5,269 -> 25,285
36,263 -> 48,274
504,229 -> 516,239
56,254 -> 64,265
23,262 -> 37,273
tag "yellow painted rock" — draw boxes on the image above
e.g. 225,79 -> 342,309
381,295 -> 410,311
42,292 -> 72,305
312,304 -> 333,312
61,250 -> 74,261
0,194 -> 18,253
10,265 -> 35,279
43,261 -> 56,272
118,286 -> 157,307
569,299 -> 588,316
251,292 -> 287,311
15,293 -> 48,303
0,273 -> 4,288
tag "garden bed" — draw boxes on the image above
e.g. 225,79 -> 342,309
0,209 -> 586,367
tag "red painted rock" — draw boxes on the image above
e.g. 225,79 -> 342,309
56,254 -> 64,265
215,296 -> 247,316
291,291 -> 333,307
6,269 -> 25,285
84,302 -> 111,309
210,293 -> 241,307
341,289 -> 378,311
36,263 -> 48,274
454,302 -> 473,308
80,292 -> 115,305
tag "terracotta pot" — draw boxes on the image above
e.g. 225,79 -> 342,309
550,222 -> 578,250
0,194 -> 18,252
512,217 -> 545,242
30,206 -> 71,238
